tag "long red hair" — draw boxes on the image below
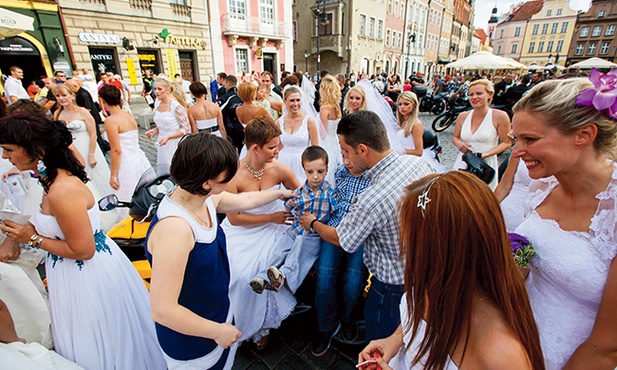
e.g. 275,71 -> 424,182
400,171 -> 544,370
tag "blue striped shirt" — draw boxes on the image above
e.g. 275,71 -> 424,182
286,181 -> 338,236
327,164 -> 371,227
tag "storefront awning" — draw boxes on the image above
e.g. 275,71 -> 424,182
0,8 -> 34,40
437,57 -> 451,64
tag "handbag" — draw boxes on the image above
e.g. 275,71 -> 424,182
462,152 -> 495,184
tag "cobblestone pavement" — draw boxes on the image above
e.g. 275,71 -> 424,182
128,98 -> 507,370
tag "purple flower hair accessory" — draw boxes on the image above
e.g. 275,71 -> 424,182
575,67 -> 617,120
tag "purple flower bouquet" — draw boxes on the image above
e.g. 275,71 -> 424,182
508,232 -> 538,269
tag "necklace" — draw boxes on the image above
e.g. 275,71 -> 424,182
244,159 -> 267,180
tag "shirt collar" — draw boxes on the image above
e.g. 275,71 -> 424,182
302,181 -> 326,193
365,151 -> 398,181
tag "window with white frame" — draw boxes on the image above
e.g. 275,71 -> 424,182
532,24 -> 539,35
259,0 -> 274,24
547,9 -> 552,16
511,44 -> 518,53
575,43 -> 584,55
369,17 -> 375,38
599,10 -> 606,17
607,25 -> 616,36
538,41 -> 544,52
557,8 -> 562,15
551,23 -> 558,34
398,32 -> 402,48
592,26 -> 602,37
500,29 -> 504,39
547,40 -> 554,52
230,0 -> 246,19
528,42 -> 535,53
497,45 -> 501,54
542,24 -> 548,34
580,26 -> 589,37
388,0 -> 392,13
394,1 -> 398,16
587,42 -> 597,54
359,14 -> 366,36
386,29 -> 390,45
515,27 -> 521,37
556,40 -> 563,52
600,42 -> 610,54
235,48 -> 248,74
400,3 -> 404,18
378,19 -> 384,39
561,22 -> 568,33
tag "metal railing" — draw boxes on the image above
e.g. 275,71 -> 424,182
220,13 -> 289,38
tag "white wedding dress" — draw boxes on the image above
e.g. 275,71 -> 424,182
321,118 -> 342,184
115,130 -> 152,219
31,206 -> 165,370
221,186 -> 297,343
278,116 -> 311,184
515,164 -> 617,370
499,159 -> 532,231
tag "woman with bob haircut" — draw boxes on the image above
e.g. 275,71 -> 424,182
359,171 -> 544,370
187,81 -> 226,137
509,76 -> 617,369
236,82 -> 271,126
451,79 -> 511,190
0,112 -> 166,369
222,117 -> 300,349
145,132 -> 295,369
344,85 -> 367,115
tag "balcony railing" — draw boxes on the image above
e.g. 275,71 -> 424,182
171,3 -> 191,17
129,0 -> 151,11
220,13 -> 288,39
311,34 -> 345,57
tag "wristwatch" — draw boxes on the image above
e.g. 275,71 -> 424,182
309,218 -> 321,231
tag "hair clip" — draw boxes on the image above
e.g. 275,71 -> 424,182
417,177 -> 439,217
575,67 -> 617,120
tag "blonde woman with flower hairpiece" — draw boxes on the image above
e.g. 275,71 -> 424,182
509,73 -> 617,370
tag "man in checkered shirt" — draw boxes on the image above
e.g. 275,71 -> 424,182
300,110 -> 434,343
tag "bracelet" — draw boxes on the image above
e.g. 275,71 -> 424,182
309,218 -> 320,230
33,236 -> 45,249
27,233 -> 39,247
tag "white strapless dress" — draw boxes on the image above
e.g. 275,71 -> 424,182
321,118 -> 342,184
31,206 -> 165,370
278,116 -> 311,184
116,130 -> 152,219
221,186 -> 297,343
516,165 -> 617,369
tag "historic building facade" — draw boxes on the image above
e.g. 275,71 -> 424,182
567,0 -> 617,65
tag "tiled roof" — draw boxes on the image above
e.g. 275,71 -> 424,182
505,0 -> 543,22
474,29 -> 488,43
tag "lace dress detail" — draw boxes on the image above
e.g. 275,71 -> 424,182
153,99 -> 189,166
516,164 -> 617,369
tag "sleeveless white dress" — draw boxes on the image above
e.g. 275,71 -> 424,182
67,120 -> 117,231
278,116 -> 311,184
31,206 -> 166,370
321,118 -> 342,185
116,130 -> 152,219
153,99 -> 188,166
389,293 -> 459,369
221,186 -> 297,343
196,117 -> 223,137
515,164 -> 617,370
396,129 -> 446,174
452,109 -> 499,189
500,159 -> 533,231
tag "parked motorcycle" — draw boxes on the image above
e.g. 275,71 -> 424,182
431,92 -> 472,132
419,92 -> 448,115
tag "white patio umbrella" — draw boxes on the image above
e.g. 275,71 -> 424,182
0,7 -> 34,39
446,51 -> 526,70
568,57 -> 617,69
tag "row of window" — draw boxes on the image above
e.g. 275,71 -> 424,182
359,15 -> 384,40
385,29 -> 402,47
531,22 -> 568,35
575,41 -> 612,56
387,0 -> 406,18
579,25 -> 615,37
229,0 -> 274,22
545,8 -> 563,17
528,40 -> 564,53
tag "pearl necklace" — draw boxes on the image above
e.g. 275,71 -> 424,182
244,159 -> 267,180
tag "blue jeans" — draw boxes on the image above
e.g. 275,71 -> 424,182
315,240 -> 367,333
364,276 -> 404,344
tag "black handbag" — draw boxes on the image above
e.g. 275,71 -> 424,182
462,152 -> 495,184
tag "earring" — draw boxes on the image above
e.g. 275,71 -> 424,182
37,160 -> 47,177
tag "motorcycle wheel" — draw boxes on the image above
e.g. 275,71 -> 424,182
432,113 -> 454,132
431,99 -> 446,115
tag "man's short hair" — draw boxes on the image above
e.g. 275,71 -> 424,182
261,71 -> 273,80
225,75 -> 237,86
336,74 -> 345,84
302,145 -> 329,167
337,110 -> 390,153
217,72 -> 227,79
9,66 -> 21,73
54,71 -> 64,77
174,73 -> 181,78
280,71 -> 291,81
320,70 -> 330,79
244,117 -> 281,148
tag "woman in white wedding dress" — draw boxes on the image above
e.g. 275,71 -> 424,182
495,156 -> 533,231
222,118 -> 300,349
359,172 -> 543,370
52,84 -> 117,230
0,113 -> 165,369
510,77 -> 617,370
98,85 -> 152,219
318,75 -> 342,184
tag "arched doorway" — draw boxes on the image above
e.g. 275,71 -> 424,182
0,36 -> 47,86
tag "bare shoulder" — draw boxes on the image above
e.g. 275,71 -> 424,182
206,102 -> 220,113
458,110 -> 471,121
476,330 -> 531,370
46,176 -> 92,208
492,108 -> 510,122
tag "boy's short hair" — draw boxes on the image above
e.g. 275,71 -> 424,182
244,117 -> 281,148
301,145 -> 329,167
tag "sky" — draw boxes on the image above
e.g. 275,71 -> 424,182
473,0 -> 593,30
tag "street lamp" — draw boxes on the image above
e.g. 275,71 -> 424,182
313,1 -> 329,73
304,50 -> 310,73
406,33 -> 416,78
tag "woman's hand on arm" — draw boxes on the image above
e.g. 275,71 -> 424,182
563,257 -> 617,369
0,237 -> 20,262
148,217 -> 242,347
213,189 -> 296,213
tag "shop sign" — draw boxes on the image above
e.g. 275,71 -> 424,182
158,28 -> 206,49
0,37 -> 38,55
53,58 -> 71,75
126,58 -> 138,85
137,50 -> 159,75
79,32 -> 121,44
165,48 -> 179,79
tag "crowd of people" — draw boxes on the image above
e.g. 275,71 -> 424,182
1,62 -> 616,370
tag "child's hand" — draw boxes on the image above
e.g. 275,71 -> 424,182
214,323 -> 241,348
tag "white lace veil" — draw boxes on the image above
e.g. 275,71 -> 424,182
356,79 -> 405,154
282,84 -> 327,142
301,75 -> 316,104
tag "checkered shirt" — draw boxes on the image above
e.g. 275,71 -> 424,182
337,151 -> 434,285
286,181 -> 338,236
327,164 -> 371,228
